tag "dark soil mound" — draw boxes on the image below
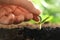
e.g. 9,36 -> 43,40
0,27 -> 60,40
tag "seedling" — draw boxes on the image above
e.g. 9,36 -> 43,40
38,16 -> 50,29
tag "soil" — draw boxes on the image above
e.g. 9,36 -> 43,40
0,22 -> 40,29
42,23 -> 60,28
0,22 -> 60,40
0,22 -> 60,29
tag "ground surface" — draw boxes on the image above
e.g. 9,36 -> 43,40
0,23 -> 60,40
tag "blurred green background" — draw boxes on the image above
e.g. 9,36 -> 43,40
32,0 -> 60,24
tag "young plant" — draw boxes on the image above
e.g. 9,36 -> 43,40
38,16 -> 51,29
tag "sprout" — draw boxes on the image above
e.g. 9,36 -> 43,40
38,16 -> 50,29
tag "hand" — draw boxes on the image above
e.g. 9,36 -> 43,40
0,0 -> 40,24
0,5 -> 34,24
0,0 -> 40,15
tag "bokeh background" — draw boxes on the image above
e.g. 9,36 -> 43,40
31,0 -> 60,24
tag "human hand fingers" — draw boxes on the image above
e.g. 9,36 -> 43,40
14,6 -> 33,21
0,13 -> 15,24
0,5 -> 25,24
0,5 -> 40,24
14,15 -> 24,24
33,14 -> 40,21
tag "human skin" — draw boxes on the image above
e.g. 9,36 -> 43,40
0,0 -> 40,24
0,0 -> 40,15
